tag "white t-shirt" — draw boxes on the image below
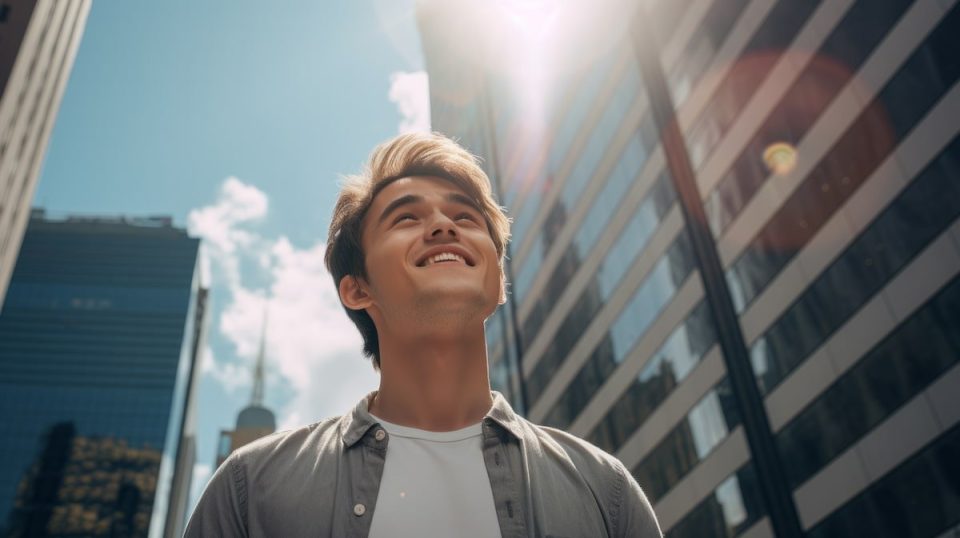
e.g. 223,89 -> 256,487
367,414 -> 503,538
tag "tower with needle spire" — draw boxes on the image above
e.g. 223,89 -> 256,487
215,309 -> 277,468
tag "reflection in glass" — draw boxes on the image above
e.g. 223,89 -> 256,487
5,423 -> 162,537
666,464 -> 765,538
776,273 -> 960,489
537,232 -> 695,425
588,301 -> 716,453
807,423 -> 960,538
632,378 -> 739,502
726,7 -> 960,313
750,133 -> 960,394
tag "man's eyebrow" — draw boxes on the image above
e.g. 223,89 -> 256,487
446,192 -> 483,213
377,194 -> 425,224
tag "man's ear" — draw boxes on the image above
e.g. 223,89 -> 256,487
339,275 -> 373,310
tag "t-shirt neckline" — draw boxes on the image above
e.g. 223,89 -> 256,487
369,412 -> 483,442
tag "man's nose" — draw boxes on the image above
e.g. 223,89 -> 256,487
426,211 -> 458,240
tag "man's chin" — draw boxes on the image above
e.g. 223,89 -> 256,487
414,288 -> 498,319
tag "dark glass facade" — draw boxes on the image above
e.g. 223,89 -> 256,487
0,213 -> 203,537
419,0 -> 960,535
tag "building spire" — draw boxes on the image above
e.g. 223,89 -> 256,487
250,305 -> 267,407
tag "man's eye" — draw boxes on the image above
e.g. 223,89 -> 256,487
456,213 -> 479,223
393,214 -> 416,224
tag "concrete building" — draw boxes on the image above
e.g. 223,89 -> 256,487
419,0 -> 960,536
0,211 -> 206,538
0,1 -> 91,309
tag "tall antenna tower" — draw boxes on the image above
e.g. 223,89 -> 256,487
250,306 -> 267,407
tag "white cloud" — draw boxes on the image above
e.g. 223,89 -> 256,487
200,345 -> 249,394
189,178 -> 380,430
187,177 -> 270,288
388,70 -> 431,134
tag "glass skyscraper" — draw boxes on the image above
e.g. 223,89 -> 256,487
419,0 -> 960,536
0,210 -> 206,538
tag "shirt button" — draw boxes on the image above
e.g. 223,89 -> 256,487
374,429 -> 386,441
353,503 -> 366,516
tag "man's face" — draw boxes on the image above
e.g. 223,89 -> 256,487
355,175 -> 503,327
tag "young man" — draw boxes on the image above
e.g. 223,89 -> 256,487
185,133 -> 662,537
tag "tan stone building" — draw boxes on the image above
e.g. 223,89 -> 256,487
0,0 -> 91,309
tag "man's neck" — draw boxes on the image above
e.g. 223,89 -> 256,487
370,326 -> 493,431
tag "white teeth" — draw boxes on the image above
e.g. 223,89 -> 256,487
426,252 -> 466,265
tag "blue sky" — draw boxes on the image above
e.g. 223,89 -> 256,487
34,0 -> 426,510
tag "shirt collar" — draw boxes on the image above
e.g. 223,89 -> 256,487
340,390 -> 524,447
340,392 -> 379,447
484,390 -> 525,440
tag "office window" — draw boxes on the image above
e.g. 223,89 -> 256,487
726,6 -> 960,313
701,0 -> 914,237
518,171 -> 674,356
776,274 -> 960,489
806,424 -> 960,538
575,115 -> 658,253
665,0 -> 748,107
632,378 -> 739,502
588,301 -> 717,453
666,464 -> 766,538
750,134 -> 960,393
598,172 -> 676,299
684,0 -> 824,169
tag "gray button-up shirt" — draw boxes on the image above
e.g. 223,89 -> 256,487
185,392 -> 662,537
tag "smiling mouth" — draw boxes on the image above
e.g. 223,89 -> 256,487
418,252 -> 473,267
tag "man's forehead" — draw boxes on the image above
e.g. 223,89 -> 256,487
367,175 -> 479,218
373,175 -> 468,202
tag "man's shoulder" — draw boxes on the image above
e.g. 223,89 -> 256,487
228,415 -> 342,473
521,419 -> 662,537
520,417 -> 628,479
185,415 -> 349,536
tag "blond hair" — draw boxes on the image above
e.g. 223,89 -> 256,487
324,132 -> 510,369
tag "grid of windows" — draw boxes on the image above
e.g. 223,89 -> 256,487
541,231 -> 697,429
559,66 -> 641,210
0,219 -> 199,535
751,133 -> 960,393
513,66 -> 647,311
423,1 -> 960,536
510,49 -> 623,249
726,5 -> 960,313
528,228 -> 693,411
666,463 -> 766,538
663,0 -> 748,107
632,378 -> 740,503
588,300 -> 717,453
683,0 -> 824,169
522,174 -> 675,402
776,273 -> 960,490
806,423 -> 960,538
518,130 -> 673,348
702,0 -> 914,238
574,115 -> 659,254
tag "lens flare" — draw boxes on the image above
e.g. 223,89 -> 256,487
763,142 -> 798,176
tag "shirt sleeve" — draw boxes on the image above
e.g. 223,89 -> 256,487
614,460 -> 663,538
183,454 -> 247,537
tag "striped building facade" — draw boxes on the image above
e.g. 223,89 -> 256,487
0,0 -> 91,309
419,0 -> 960,536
